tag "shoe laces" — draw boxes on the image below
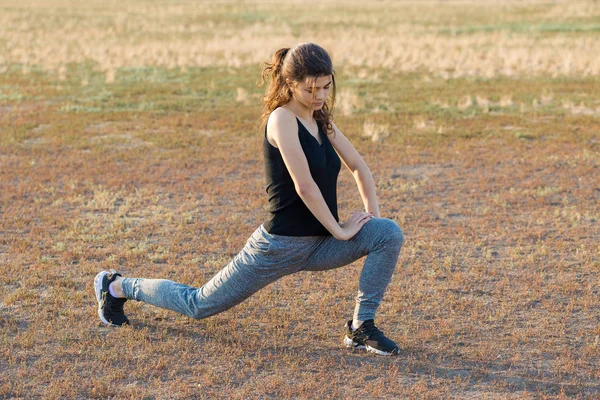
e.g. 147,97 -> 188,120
354,321 -> 384,340
106,294 -> 126,314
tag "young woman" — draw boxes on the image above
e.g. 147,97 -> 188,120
94,43 -> 404,356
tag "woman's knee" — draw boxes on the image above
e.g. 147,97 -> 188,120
371,217 -> 404,246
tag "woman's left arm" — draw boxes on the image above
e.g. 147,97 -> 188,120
329,122 -> 381,218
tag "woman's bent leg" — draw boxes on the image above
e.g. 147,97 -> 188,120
303,218 -> 404,321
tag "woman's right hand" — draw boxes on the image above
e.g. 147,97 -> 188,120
334,212 -> 373,241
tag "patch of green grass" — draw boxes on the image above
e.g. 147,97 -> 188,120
440,22 -> 600,35
0,86 -> 25,102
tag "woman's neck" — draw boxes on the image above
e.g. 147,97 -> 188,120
285,98 -> 314,121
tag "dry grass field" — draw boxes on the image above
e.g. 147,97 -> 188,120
1,0 -> 600,398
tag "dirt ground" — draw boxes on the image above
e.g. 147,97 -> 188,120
1,1 -> 600,398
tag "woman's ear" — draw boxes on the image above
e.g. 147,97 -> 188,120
285,78 -> 295,90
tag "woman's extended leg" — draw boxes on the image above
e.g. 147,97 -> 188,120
107,227 -> 314,321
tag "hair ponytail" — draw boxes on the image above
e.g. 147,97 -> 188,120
259,47 -> 292,126
268,47 -> 289,81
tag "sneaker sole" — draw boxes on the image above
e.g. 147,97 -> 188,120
344,335 -> 397,356
94,271 -> 117,327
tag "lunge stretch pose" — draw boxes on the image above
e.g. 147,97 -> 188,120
94,43 -> 404,356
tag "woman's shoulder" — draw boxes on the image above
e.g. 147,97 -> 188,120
267,107 -> 299,135
266,107 -> 302,149
268,107 -> 298,125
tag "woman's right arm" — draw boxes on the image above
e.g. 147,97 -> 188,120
267,109 -> 371,240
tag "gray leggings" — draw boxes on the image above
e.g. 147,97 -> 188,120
121,218 -> 403,322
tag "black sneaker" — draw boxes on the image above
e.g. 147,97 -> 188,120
94,269 -> 129,326
344,320 -> 398,356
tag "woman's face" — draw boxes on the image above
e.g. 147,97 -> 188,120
289,75 -> 332,111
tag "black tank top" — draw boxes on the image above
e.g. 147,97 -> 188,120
263,117 -> 341,236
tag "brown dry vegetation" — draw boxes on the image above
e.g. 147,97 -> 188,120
1,0 -> 600,399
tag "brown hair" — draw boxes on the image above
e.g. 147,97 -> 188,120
259,43 -> 336,135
